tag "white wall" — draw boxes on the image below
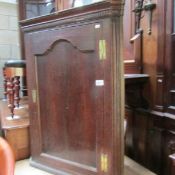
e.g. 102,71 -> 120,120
0,1 -> 20,98
0,0 -> 16,4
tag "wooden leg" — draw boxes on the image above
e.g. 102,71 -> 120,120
7,77 -> 15,118
3,67 -> 7,100
14,76 -> 20,108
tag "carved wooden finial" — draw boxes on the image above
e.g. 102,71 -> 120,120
7,77 -> 15,118
14,76 -> 20,108
3,67 -> 7,100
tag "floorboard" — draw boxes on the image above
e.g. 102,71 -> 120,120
15,157 -> 157,175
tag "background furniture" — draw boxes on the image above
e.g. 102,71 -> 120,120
0,60 -> 29,161
0,97 -> 30,161
3,60 -> 27,118
123,0 -> 175,175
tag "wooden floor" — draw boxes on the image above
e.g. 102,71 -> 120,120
124,157 -> 156,175
15,157 -> 156,175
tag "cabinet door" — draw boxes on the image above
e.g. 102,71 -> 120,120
26,23 -> 111,175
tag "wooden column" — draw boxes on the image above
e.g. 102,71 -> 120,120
7,77 -> 15,118
3,67 -> 7,100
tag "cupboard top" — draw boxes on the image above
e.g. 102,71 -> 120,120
19,0 -> 125,21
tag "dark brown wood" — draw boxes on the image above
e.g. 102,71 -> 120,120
123,1 -> 175,175
125,108 -> 164,175
123,0 -> 140,74
125,74 -> 149,108
169,153 -> 175,175
155,0 -> 166,112
162,130 -> 175,175
164,0 -> 175,115
21,1 -> 125,175
17,0 -> 26,59
123,0 -> 145,74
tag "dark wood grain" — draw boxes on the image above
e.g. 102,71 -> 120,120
123,1 -> 175,175
169,153 -> 175,175
21,1 -> 125,175
37,40 -> 100,168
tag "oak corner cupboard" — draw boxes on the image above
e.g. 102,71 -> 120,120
19,0 -> 125,174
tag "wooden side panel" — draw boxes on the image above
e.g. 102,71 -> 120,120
165,0 -> 175,114
123,0 -> 139,74
125,108 -> 163,174
125,107 -> 134,157
162,130 -> 175,175
5,127 -> 30,161
169,154 -> 175,175
123,0 -> 135,62
124,1 -> 175,175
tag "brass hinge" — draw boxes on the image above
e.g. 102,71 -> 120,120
99,40 -> 107,60
32,89 -> 37,103
101,153 -> 108,173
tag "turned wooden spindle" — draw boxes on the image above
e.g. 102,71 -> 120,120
14,76 -> 20,108
3,67 -> 8,100
7,77 -> 15,118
